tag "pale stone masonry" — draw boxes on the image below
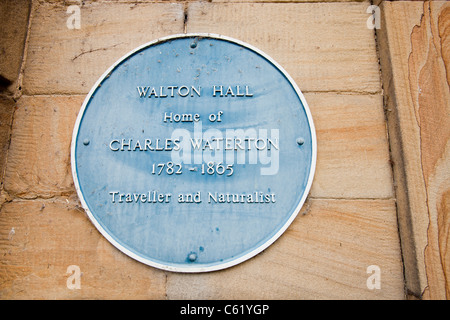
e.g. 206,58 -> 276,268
0,0 -> 448,299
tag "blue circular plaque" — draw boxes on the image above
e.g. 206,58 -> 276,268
71,34 -> 316,272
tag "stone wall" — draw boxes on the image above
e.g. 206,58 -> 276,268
0,0 -> 448,300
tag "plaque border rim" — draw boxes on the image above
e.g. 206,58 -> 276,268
70,33 -> 317,273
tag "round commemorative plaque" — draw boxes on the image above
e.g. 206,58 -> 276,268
71,34 -> 316,272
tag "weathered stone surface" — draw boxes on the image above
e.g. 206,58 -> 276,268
0,97 -> 15,186
0,198 -> 166,299
378,1 -> 450,299
167,199 -> 404,300
186,1 -> 381,94
307,93 -> 393,199
0,0 -> 31,95
0,0 -> 424,300
22,1 -> 185,95
2,95 -> 83,198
